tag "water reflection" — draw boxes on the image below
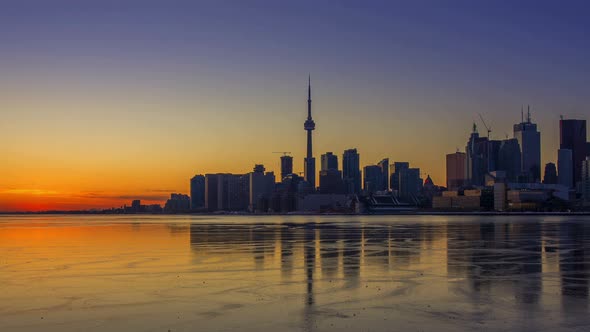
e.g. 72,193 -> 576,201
188,217 -> 590,330
2,216 -> 590,331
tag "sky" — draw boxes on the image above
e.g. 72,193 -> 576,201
1,0 -> 589,211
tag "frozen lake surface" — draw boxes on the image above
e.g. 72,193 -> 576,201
1,214 -> 590,331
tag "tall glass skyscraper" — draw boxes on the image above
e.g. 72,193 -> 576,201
560,118 -> 587,185
513,108 -> 541,182
342,149 -> 361,194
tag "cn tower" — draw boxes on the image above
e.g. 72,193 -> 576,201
304,75 -> 316,189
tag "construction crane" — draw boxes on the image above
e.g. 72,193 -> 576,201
478,113 -> 492,139
272,151 -> 292,156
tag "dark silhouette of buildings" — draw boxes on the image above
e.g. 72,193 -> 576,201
342,148 -> 361,195
446,152 -> 466,190
399,167 -> 422,198
303,76 -> 316,190
280,155 -> 293,181
164,193 -> 191,213
320,152 -> 338,171
466,123 -> 489,186
560,119 -> 587,186
190,174 -> 205,210
377,158 -> 389,191
319,169 -> 345,194
390,161 -> 409,193
543,162 -> 558,184
514,108 -> 541,182
558,149 -> 574,188
498,138 -> 522,183
363,165 -> 382,194
249,165 -> 275,212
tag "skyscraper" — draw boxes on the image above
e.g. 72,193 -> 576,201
249,164 -> 275,212
399,168 -> 422,198
558,149 -> 573,188
304,76 -> 316,189
342,148 -> 361,194
560,118 -> 587,185
497,138 -> 521,183
321,152 -> 338,171
543,162 -> 558,185
465,123 -> 488,186
280,155 -> 293,181
319,169 -> 344,194
390,161 -> 410,192
446,152 -> 466,190
582,157 -> 590,204
363,165 -> 383,194
377,158 -> 390,191
513,108 -> 541,182
190,174 -> 205,210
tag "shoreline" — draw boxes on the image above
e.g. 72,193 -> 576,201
2,211 -> 590,217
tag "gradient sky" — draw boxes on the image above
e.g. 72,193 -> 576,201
1,0 -> 589,211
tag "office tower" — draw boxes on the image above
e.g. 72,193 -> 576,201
497,138 -> 522,183
190,174 -> 206,210
164,194 -> 191,213
560,118 -> 587,185
304,76 -> 316,189
486,140 -> 502,172
390,161 -> 410,192
446,152 -> 466,190
204,174 -> 219,212
220,174 -> 249,211
513,107 -> 541,182
377,158 -> 390,191
543,163 -> 558,184
319,169 -> 345,194
399,168 -> 422,198
321,152 -> 338,171
205,173 -> 248,211
342,148 -> 361,194
280,155 -> 293,181
249,164 -> 275,212
558,149 -> 573,188
582,157 -> 590,203
363,165 -> 383,194
466,123 -> 489,186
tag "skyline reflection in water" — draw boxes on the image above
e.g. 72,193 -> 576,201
1,215 -> 589,331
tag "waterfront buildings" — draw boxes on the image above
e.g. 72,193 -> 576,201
321,152 -> 338,171
560,119 -> 587,186
497,138 -> 522,182
543,163 -> 558,184
164,193 -> 191,213
446,152 -> 466,190
342,148 -> 361,195
319,169 -> 345,194
190,175 -> 205,210
249,165 -> 275,212
280,155 -> 293,181
363,165 -> 383,194
558,149 -> 574,188
513,108 -> 541,182
582,157 -> 590,205
390,161 -> 409,193
377,158 -> 390,191
465,124 -> 489,186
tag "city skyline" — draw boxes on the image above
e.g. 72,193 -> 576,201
2,1 -> 590,211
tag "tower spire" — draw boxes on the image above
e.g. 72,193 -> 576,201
303,75 -> 316,189
307,75 -> 312,119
